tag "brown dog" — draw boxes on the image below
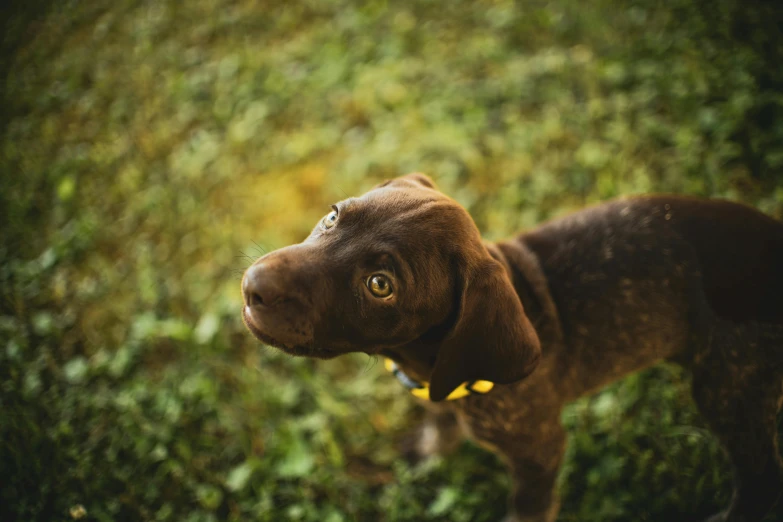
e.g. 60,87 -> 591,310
241,173 -> 783,522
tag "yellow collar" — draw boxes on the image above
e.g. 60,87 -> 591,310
384,358 -> 494,401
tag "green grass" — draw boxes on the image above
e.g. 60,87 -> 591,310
1,0 -> 782,521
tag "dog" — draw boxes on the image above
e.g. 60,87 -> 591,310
241,173 -> 783,522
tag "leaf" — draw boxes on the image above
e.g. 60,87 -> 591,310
428,486 -> 459,516
58,176 -> 76,201
32,312 -> 54,335
225,461 -> 254,492
194,313 -> 220,344
108,347 -> 133,378
276,435 -> 314,478
195,484 -> 223,511
63,357 -> 89,384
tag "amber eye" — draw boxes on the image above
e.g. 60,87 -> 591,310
367,274 -> 393,298
322,209 -> 338,229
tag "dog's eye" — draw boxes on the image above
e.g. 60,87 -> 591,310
322,208 -> 338,229
367,274 -> 393,298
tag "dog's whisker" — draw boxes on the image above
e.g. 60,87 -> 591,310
251,240 -> 268,255
362,354 -> 379,374
238,250 -> 258,264
335,184 -> 350,199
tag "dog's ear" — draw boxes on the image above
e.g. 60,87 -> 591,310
375,172 -> 438,190
429,258 -> 541,401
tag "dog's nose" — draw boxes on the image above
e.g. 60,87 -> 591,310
242,263 -> 289,308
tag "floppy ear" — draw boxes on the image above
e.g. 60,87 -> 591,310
429,258 -> 541,401
375,172 -> 438,190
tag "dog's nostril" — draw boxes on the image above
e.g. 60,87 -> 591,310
243,264 -> 289,308
249,291 -> 264,307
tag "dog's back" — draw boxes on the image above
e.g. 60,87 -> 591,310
522,195 -> 783,325
490,195 -> 783,522
504,196 -> 783,399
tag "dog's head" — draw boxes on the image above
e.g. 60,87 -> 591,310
241,173 -> 540,400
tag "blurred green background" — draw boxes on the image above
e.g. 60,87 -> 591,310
2,0 -> 782,521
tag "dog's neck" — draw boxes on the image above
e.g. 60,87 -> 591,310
491,238 -> 562,343
380,239 -> 560,385
379,342 -> 439,384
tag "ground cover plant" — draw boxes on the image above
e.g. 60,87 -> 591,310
1,0 -> 782,521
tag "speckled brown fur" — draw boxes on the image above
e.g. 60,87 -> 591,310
241,174 -> 783,522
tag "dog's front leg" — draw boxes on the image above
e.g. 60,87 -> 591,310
459,404 -> 566,522
500,424 -> 566,522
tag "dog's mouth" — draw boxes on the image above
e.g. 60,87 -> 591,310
242,307 -> 337,359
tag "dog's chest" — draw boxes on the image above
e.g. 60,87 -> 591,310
450,360 -> 565,448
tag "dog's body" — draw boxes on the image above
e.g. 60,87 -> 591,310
425,195 -> 783,522
242,175 -> 783,522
